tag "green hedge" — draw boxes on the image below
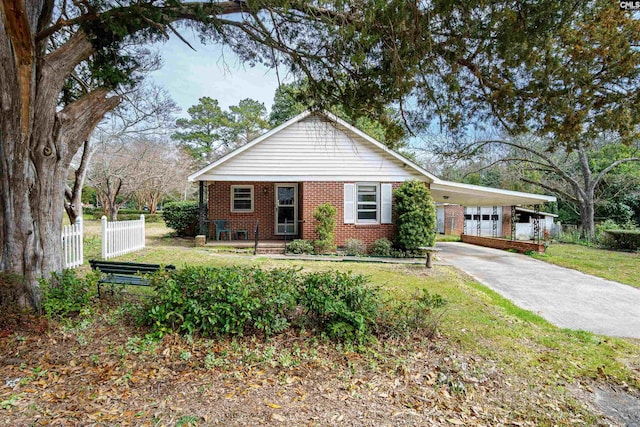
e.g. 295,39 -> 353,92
91,212 -> 163,222
139,266 -> 447,343
162,201 -> 199,236
601,230 -> 640,251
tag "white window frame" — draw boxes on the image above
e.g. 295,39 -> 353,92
230,185 -> 254,213
356,183 -> 379,224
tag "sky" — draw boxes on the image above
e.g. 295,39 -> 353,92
149,32 -> 286,116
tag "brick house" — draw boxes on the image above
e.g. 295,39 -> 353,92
188,111 -> 555,246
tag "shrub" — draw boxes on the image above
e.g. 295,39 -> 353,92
40,270 -> 98,318
285,239 -> 314,254
141,266 -> 300,337
343,238 -> 366,256
369,238 -> 392,257
378,289 -> 447,339
162,201 -> 199,236
393,180 -> 436,252
300,271 -> 380,343
313,203 -> 337,253
600,230 -> 640,251
94,212 -> 162,222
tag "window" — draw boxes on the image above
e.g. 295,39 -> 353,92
482,214 -> 490,221
464,214 -> 472,220
231,185 -> 253,212
357,184 -> 378,223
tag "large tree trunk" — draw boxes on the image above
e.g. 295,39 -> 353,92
1,3 -> 118,307
579,194 -> 596,239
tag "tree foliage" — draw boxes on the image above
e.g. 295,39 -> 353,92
269,80 -> 407,149
172,97 -> 269,163
393,180 -> 436,251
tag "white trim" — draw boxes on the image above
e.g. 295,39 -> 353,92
356,182 -> 380,224
320,111 -> 440,183
199,175 -> 427,182
515,207 -> 558,218
189,111 -> 312,182
380,183 -> 392,224
230,185 -> 254,213
188,110 -> 437,183
344,183 -> 355,224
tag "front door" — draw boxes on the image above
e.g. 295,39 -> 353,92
275,184 -> 298,235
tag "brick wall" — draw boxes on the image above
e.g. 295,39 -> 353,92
443,205 -> 465,235
210,180 -> 431,246
502,206 -> 513,237
208,181 -> 278,240
301,182 -> 404,246
461,234 -> 546,254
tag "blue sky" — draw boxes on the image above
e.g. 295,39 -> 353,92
149,33 -> 286,116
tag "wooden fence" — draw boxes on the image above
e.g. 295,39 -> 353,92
62,217 -> 84,269
101,215 -> 146,260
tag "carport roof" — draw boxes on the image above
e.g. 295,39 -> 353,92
430,181 -> 556,206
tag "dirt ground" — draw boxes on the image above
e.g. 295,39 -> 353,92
1,308 -> 638,427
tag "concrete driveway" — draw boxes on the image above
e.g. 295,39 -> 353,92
437,242 -> 640,339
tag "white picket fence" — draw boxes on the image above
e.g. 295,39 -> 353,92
101,215 -> 146,259
62,217 -> 84,269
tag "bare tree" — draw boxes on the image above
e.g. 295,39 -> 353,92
437,134 -> 640,237
64,83 -> 177,224
129,141 -> 196,213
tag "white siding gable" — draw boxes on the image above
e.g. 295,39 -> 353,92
197,116 -> 425,182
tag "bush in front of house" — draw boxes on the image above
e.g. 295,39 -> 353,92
343,238 -> 366,256
285,239 -> 314,254
142,266 -> 301,337
368,238 -> 392,257
300,271 -> 380,343
393,180 -> 436,253
162,201 -> 199,236
313,203 -> 337,253
140,265 -> 446,343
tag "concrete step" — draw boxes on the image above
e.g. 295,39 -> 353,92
255,243 -> 286,255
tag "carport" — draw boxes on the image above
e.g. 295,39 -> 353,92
429,180 -> 557,249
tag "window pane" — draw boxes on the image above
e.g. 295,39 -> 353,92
358,194 -> 376,203
232,187 -> 252,211
277,187 -> 295,205
358,185 -> 376,193
358,211 -> 377,220
234,188 -> 251,197
234,199 -> 252,210
358,203 -> 377,210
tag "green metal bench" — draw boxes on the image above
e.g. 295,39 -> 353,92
89,259 -> 176,297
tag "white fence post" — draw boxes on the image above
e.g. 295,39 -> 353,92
61,216 -> 84,269
101,215 -> 108,259
101,214 -> 146,260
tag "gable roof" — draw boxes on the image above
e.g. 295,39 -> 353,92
188,110 -> 556,206
188,110 -> 438,183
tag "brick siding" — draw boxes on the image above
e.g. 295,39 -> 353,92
461,234 -> 546,254
443,204 -> 465,235
208,181 -> 418,246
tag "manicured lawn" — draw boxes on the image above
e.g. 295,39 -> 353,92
533,242 -> 640,289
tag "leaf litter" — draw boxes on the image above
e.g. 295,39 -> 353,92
0,307 -> 637,426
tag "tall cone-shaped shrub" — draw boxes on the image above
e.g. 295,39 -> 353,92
393,180 -> 436,252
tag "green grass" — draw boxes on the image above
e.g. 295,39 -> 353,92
83,221 -> 640,391
436,233 -> 461,242
533,243 -> 640,289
